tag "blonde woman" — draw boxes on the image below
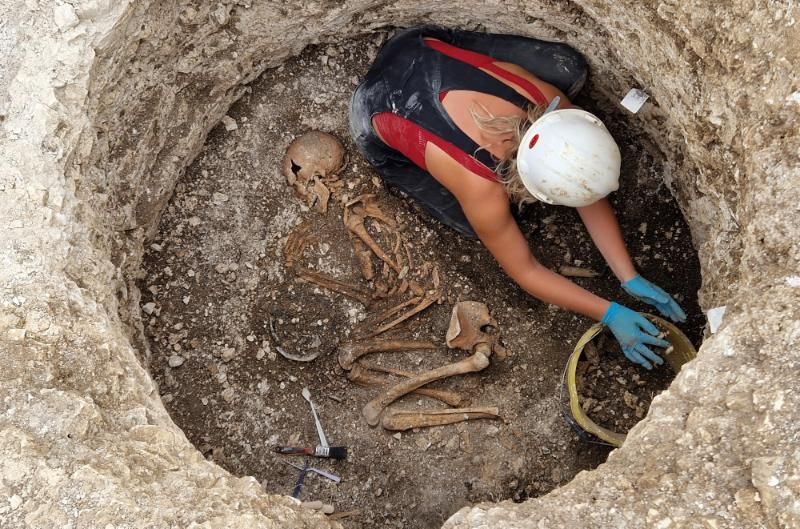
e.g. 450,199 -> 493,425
349,26 -> 685,369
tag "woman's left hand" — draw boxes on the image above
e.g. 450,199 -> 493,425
622,275 -> 687,323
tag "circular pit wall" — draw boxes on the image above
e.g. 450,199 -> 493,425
1,1 -> 798,529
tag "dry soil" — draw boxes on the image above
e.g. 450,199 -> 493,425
140,30 -> 703,529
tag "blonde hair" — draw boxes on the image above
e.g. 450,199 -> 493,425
469,103 -> 545,206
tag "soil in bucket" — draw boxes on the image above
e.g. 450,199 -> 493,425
576,331 -> 674,434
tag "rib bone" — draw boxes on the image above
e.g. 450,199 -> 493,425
347,364 -> 467,407
381,407 -> 501,431
362,344 -> 492,426
295,268 -> 371,306
365,293 -> 438,338
338,339 -> 437,370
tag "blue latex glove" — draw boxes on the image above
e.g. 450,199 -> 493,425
601,302 -> 671,370
622,275 -> 687,323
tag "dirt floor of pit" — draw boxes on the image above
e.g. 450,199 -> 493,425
139,30 -> 704,529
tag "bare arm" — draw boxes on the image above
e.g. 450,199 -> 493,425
576,199 -> 637,283
460,184 -> 611,320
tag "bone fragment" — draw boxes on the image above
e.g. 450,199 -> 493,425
267,313 -> 321,362
362,344 -> 492,426
338,339 -> 437,370
283,221 -> 314,269
312,177 -> 331,214
367,296 -> 421,327
295,268 -> 371,306
345,210 -> 401,273
365,293 -> 438,338
346,194 -> 397,227
381,407 -> 501,431
347,364 -> 467,407
559,265 -> 600,278
350,236 -> 375,281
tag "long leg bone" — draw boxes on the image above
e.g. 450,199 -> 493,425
347,364 -> 467,407
381,407 -> 501,431
295,268 -> 371,306
362,343 -> 492,426
338,339 -> 437,370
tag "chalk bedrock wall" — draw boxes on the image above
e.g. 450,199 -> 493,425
1,0 -> 798,528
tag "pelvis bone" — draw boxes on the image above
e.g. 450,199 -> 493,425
446,301 -> 508,359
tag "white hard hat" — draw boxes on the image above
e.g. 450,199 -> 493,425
517,108 -> 621,207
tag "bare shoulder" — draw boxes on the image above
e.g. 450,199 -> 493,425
424,142 -> 506,203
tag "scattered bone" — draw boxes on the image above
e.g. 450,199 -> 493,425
312,177 -> 331,213
559,265 -> 600,278
350,236 -> 375,281
365,292 -> 439,338
344,210 -> 401,273
337,339 -> 437,370
362,343 -> 492,426
283,131 -> 344,211
446,301 -> 508,359
346,194 -> 397,227
347,364 -> 467,407
295,268 -> 371,306
283,220 -> 315,270
267,312 -> 321,363
381,407 -> 501,431
366,296 -> 421,327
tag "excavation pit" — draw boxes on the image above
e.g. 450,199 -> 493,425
3,2 -> 798,528
140,33 -> 702,528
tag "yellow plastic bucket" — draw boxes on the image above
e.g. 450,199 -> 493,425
565,314 -> 697,447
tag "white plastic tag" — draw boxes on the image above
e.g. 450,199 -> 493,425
621,88 -> 649,113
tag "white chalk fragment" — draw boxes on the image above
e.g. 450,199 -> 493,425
142,302 -> 156,315
7,329 -> 26,341
621,88 -> 650,113
8,494 -> 22,510
707,306 -> 727,334
54,4 -> 79,31
785,275 -> 800,287
168,355 -> 185,368
221,115 -> 238,131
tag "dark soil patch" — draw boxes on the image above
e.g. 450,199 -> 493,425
139,30 -> 703,529
576,331 -> 674,434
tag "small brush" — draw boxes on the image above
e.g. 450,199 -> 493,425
274,445 -> 348,460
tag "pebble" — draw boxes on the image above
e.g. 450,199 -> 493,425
212,192 -> 229,205
321,504 -> 334,514
168,355 -> 185,368
220,347 -> 236,362
302,500 -> 323,510
8,494 -> 22,510
142,302 -> 157,315
188,216 -> 201,226
221,115 -> 238,131
7,329 -> 26,341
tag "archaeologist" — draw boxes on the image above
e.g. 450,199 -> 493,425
350,26 -> 687,369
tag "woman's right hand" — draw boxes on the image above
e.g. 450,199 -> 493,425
601,303 -> 670,370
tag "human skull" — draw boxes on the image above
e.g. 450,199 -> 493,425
282,131 -> 345,186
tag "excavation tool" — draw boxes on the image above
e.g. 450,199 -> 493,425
277,387 -> 349,459
283,460 -> 341,483
291,458 -> 310,499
